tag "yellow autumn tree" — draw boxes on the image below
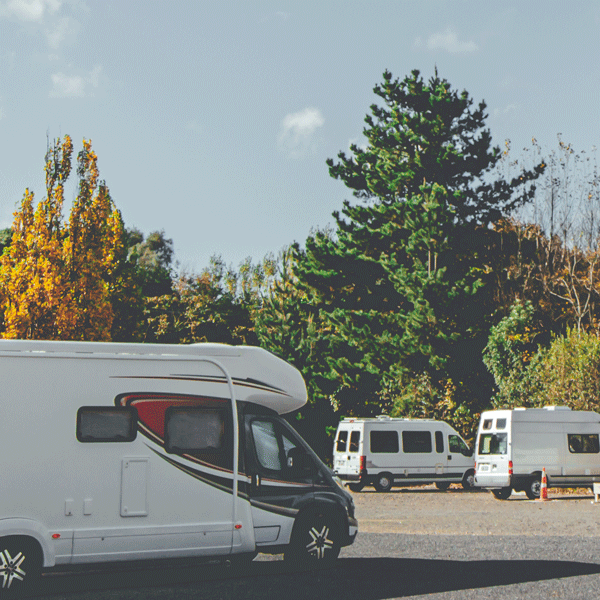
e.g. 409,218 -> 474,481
0,135 -> 127,341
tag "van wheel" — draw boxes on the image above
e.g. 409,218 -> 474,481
374,473 -> 393,493
348,482 -> 364,492
0,536 -> 42,597
462,469 -> 475,490
491,487 -> 512,500
435,482 -> 451,491
284,509 -> 341,565
525,475 -> 541,500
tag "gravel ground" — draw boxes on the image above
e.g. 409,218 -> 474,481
349,484 -> 600,537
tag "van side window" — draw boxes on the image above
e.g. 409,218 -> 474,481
77,406 -> 137,443
435,431 -> 444,453
336,430 -> 348,452
349,431 -> 360,452
402,431 -> 432,453
164,407 -> 227,454
482,419 -> 493,430
449,435 -> 470,455
568,434 -> 600,454
370,430 -> 399,453
496,418 -> 507,429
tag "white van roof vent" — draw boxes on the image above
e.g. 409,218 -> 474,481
376,415 -> 391,420
543,405 -> 571,411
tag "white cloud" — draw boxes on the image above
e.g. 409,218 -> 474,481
1,0 -> 61,22
1,0 -> 81,52
46,15 -> 75,49
493,103 -> 519,118
416,28 -> 478,54
49,64 -> 101,98
278,107 -> 325,157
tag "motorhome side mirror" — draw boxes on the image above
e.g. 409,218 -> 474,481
287,447 -> 309,472
463,447 -> 474,457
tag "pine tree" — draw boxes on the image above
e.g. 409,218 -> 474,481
293,69 -> 544,416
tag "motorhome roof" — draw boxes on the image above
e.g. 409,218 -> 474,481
0,339 -> 242,358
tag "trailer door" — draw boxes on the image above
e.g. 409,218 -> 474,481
245,416 -> 315,547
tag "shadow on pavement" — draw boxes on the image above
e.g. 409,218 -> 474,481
31,555 -> 600,599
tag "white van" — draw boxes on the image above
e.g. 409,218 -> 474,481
0,340 -> 357,595
333,416 -> 475,492
474,407 -> 600,499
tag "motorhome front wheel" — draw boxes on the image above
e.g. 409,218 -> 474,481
0,536 -> 42,598
284,510 -> 342,564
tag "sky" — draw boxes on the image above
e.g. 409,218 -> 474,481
0,0 -> 599,273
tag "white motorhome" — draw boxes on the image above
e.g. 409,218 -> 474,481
333,416 -> 475,492
474,407 -> 600,499
0,340 -> 357,595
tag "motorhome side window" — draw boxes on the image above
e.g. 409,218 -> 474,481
77,406 -> 137,443
568,434 -> 600,454
164,407 -> 228,456
482,419 -> 493,430
449,434 -> 469,455
370,430 -> 399,453
478,432 -> 507,455
496,418 -> 507,429
402,431 -> 432,453
336,430 -> 348,452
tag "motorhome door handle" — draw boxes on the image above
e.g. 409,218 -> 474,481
448,455 -> 452,460
254,474 -> 261,488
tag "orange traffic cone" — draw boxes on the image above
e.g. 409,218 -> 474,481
538,467 -> 548,501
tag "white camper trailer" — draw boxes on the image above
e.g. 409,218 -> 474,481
474,407 -> 600,499
333,416 -> 475,492
0,340 -> 357,595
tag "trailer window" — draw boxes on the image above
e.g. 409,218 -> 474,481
478,433 -> 507,455
402,431 -> 432,453
370,430 -> 399,453
349,431 -> 360,452
568,434 -> 600,454
336,430 -> 348,452
496,418 -> 507,430
164,407 -> 227,454
77,407 -> 137,443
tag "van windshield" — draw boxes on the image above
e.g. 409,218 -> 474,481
478,432 -> 508,455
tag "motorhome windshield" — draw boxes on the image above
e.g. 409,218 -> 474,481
478,432 -> 508,455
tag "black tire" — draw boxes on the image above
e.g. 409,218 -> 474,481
284,509 -> 342,565
348,482 -> 364,493
0,536 -> 42,597
462,469 -> 475,490
525,475 -> 541,500
435,482 -> 451,491
374,473 -> 393,493
491,487 -> 512,500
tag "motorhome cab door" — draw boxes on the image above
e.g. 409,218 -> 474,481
244,413 -> 315,546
